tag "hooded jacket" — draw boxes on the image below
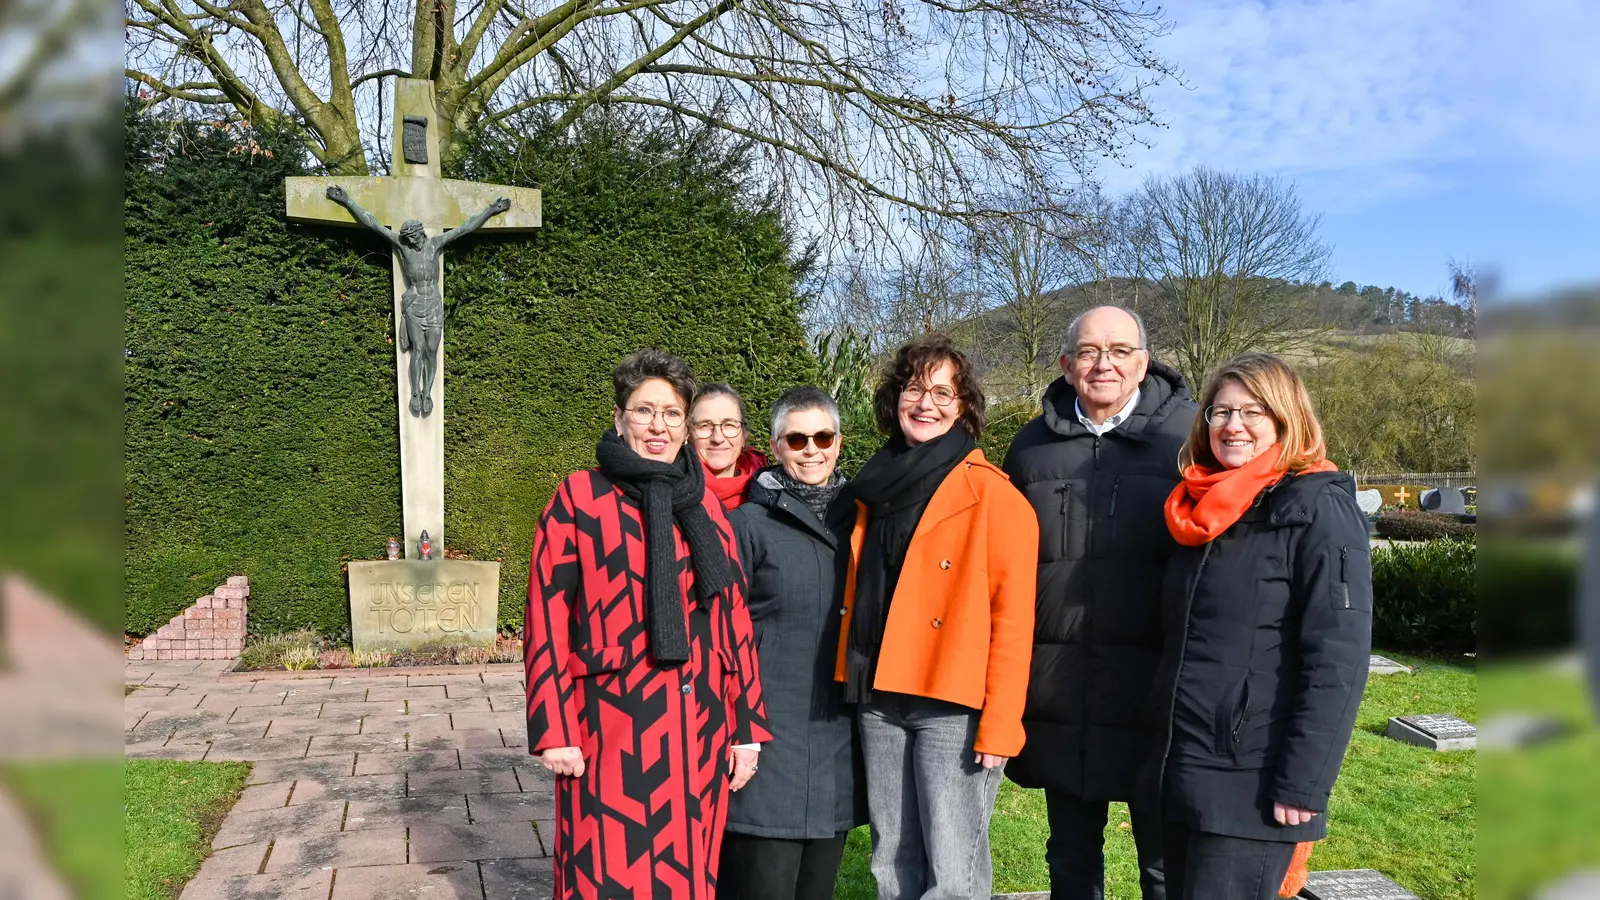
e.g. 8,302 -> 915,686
1001,361 -> 1198,799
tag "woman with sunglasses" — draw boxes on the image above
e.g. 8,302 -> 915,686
691,383 -> 770,511
524,349 -> 770,900
1138,353 -> 1371,900
837,334 -> 1038,900
719,385 -> 865,900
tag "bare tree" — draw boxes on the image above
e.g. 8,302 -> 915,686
123,0 -> 1174,237
973,207 -> 1089,400
1447,256 -> 1478,338
1,0 -> 117,140
1131,167 -> 1331,388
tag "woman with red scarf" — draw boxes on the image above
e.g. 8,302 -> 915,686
691,383 -> 770,511
1138,353 -> 1372,900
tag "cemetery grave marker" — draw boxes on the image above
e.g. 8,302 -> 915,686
1299,869 -> 1421,900
1419,486 -> 1466,514
1367,655 -> 1411,675
1386,713 -> 1477,751
1355,490 -> 1383,516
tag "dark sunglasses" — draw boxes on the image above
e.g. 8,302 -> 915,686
780,430 -> 837,451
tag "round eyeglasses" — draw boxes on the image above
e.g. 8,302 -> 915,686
1204,405 -> 1271,428
902,383 -> 958,407
691,420 -> 745,439
623,405 -> 685,428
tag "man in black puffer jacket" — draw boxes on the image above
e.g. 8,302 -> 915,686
1002,306 -> 1197,900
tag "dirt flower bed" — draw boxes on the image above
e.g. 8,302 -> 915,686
233,630 -> 522,671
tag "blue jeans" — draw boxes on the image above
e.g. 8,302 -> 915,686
858,692 -> 1005,900
1044,790 -> 1166,900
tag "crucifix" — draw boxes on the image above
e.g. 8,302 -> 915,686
285,78 -> 541,558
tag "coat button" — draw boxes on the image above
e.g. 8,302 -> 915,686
939,559 -> 951,570
931,618 -> 943,629
839,608 -> 848,616
681,683 -> 692,694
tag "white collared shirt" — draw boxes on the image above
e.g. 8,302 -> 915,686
1075,388 -> 1142,436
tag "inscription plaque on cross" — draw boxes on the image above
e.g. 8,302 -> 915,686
284,78 -> 540,557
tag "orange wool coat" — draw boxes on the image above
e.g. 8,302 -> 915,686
834,449 -> 1039,756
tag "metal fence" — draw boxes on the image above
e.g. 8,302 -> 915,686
1354,472 -> 1477,487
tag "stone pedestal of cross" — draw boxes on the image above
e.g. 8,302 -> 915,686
284,78 -> 540,558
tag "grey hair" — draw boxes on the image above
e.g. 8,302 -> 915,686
691,383 -> 748,424
1062,305 -> 1148,356
769,385 -> 841,438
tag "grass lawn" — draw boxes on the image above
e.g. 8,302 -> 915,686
125,759 -> 252,900
1,760 -> 125,900
833,650 -> 1476,899
1477,658 -> 1599,900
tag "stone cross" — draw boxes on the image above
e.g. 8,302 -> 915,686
1393,486 -> 1412,506
283,79 -> 540,558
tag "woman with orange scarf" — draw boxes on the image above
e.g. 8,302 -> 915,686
1137,353 -> 1372,900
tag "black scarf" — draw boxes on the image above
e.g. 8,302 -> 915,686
594,430 -> 739,665
772,467 -> 848,519
843,427 -> 976,702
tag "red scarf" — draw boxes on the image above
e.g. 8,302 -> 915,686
1164,444 -> 1338,547
703,447 -> 769,510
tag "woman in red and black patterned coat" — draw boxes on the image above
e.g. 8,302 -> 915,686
525,348 -> 772,900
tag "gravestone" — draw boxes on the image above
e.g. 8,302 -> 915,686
1536,871 -> 1600,899
1419,486 -> 1466,514
1299,869 -> 1420,900
348,560 -> 499,651
1460,485 -> 1477,506
1356,489 -> 1383,516
1386,714 -> 1476,751
1368,655 -> 1411,675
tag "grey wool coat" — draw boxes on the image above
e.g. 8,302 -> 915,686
725,469 -> 866,839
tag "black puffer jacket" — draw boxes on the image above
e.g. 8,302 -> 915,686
1002,363 -> 1197,799
725,469 -> 865,839
1138,471 -> 1373,842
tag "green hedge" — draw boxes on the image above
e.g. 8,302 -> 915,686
1375,509 -> 1476,542
1478,539 -> 1578,654
1370,539 -> 1475,651
125,107 -> 816,636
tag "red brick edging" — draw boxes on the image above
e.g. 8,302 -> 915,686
217,661 -> 524,682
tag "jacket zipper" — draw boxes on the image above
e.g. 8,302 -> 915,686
1057,483 -> 1072,555
1339,546 -> 1351,608
1109,479 -> 1121,518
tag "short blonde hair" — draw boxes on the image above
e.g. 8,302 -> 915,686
1181,353 -> 1328,473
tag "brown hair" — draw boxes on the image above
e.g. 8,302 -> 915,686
613,348 -> 696,410
872,334 -> 986,440
1180,352 -> 1328,473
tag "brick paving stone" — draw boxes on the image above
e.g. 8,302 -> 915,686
457,748 -> 531,771
190,842 -> 271,879
448,711 -> 525,732
263,826 -> 407,871
246,755 -> 356,785
408,768 -> 520,796
358,714 -> 455,737
285,773 -> 407,806
364,685 -> 448,702
311,687 -> 375,703
306,733 -> 409,756
407,729 -> 505,752
204,734 -> 312,761
328,861 -> 482,900
129,710 -> 234,739
486,695 -> 529,713
320,700 -> 407,720
198,692 -> 291,710
123,736 -> 208,760
212,801 -> 347,849
353,750 -> 460,775
440,682 -> 504,698
263,717 -> 364,738
233,782 -> 293,812
125,709 -> 147,732
409,821 -> 543,862
403,675 -> 487,689
500,728 -> 529,750
481,671 -> 524,684
125,693 -> 204,714
467,791 -> 554,824
178,869 -> 332,900
407,696 -> 490,715
480,856 -> 556,899
226,702 -> 325,723
344,795 -> 471,829
514,765 -> 555,792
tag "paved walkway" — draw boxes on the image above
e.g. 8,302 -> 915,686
126,660 -> 554,900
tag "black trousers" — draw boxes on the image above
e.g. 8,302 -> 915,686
1044,790 -> 1166,900
717,830 -> 850,900
1162,821 -> 1296,900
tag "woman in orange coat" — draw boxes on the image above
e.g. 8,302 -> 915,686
836,334 -> 1038,900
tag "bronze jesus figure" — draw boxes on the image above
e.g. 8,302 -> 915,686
325,185 -> 510,416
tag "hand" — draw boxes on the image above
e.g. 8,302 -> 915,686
541,746 -> 586,778
974,752 -> 1008,769
1273,802 -> 1318,826
728,747 -> 759,791
325,185 -> 349,204
490,197 -> 511,214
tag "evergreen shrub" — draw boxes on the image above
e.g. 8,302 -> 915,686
1370,539 -> 1475,651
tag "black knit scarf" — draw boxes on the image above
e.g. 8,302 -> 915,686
594,430 -> 739,665
771,467 -> 848,519
843,427 -> 976,702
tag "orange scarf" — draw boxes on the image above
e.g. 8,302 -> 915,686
1164,445 -> 1338,547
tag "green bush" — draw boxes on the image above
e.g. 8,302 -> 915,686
1375,509 -> 1476,542
1478,539 -> 1578,654
125,105 -> 816,635
1370,539 -> 1475,651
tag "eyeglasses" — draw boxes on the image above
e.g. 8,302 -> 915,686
1072,345 -> 1144,365
622,405 -> 685,427
1204,405 -> 1272,428
780,430 -> 837,451
691,420 -> 745,439
901,383 -> 958,407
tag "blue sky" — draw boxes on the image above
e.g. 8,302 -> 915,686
1093,0 -> 1600,300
